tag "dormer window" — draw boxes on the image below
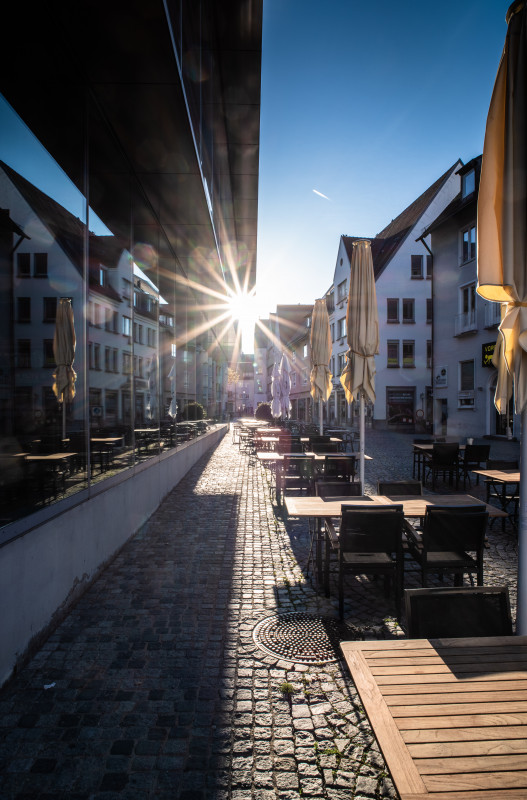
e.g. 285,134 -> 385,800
462,169 -> 475,198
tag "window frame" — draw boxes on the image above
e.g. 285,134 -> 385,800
402,298 -> 415,324
387,298 -> 399,323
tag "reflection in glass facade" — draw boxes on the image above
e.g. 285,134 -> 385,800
0,0 -> 262,529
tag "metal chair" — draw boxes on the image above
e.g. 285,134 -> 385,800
405,505 -> 488,587
423,443 -> 460,490
337,504 -> 405,620
404,585 -> 513,638
485,459 -> 520,530
458,443 -> 491,488
321,455 -> 357,482
306,481 -> 363,579
377,480 -> 423,496
278,455 -> 315,500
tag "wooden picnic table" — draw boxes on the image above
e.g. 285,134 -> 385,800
340,636 -> 527,799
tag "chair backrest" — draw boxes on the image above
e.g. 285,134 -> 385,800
312,441 -> 340,453
431,442 -> 459,466
324,455 -> 356,480
316,481 -> 363,498
282,455 -> 314,479
463,444 -> 491,464
405,586 -> 513,638
422,505 -> 488,553
340,504 -> 404,554
413,438 -> 433,445
487,459 -> 519,470
377,480 -> 423,495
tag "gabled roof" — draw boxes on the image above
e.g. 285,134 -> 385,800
0,160 -> 125,274
340,161 -> 461,279
420,156 -> 482,238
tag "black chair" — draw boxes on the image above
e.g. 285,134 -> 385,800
311,441 -> 341,454
458,443 -> 491,489
321,455 -> 357,482
405,505 -> 488,587
412,438 -> 433,479
337,504 -> 405,620
404,585 -> 513,638
278,455 -> 315,500
316,480 -> 363,498
423,443 -> 460,490
306,481 -> 364,579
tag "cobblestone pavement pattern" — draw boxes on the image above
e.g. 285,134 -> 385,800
0,428 -> 520,799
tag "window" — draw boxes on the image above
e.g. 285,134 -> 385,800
337,280 -> 347,302
43,297 -> 57,322
456,283 -> 477,335
17,339 -> 31,369
426,255 -> 432,278
460,360 -> 475,391
426,298 -> 433,323
411,255 -> 423,278
291,372 -> 297,388
123,352 -> 132,374
104,308 -> 116,332
427,340 -> 432,368
338,353 -> 346,374
302,370 -> 308,385
17,297 -> 31,323
122,316 -> 131,337
147,328 -> 156,347
89,343 -> 101,370
303,343 -> 308,359
337,317 -> 346,339
387,298 -> 399,323
133,323 -> 143,344
43,339 -> 55,367
99,267 -> 107,287
93,304 -> 101,327
462,169 -> 475,198
402,340 -> 415,367
330,323 -> 335,342
387,340 -> 399,368
105,347 -> 118,372
462,225 -> 476,263
402,298 -> 415,323
34,253 -> 48,277
17,252 -> 30,277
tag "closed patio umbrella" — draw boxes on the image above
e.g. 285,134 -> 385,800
279,353 -> 292,419
271,361 -> 281,418
310,297 -> 333,434
146,354 -> 158,422
477,0 -> 527,631
52,297 -> 76,440
167,361 -> 177,418
340,239 -> 379,488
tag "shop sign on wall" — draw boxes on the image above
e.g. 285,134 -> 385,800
434,366 -> 448,388
482,341 -> 496,368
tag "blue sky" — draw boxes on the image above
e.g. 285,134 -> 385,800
254,0 -> 511,324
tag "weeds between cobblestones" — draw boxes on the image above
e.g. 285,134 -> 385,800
0,427 -> 520,799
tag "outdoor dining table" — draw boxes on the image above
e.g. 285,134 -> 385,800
284,493 -> 507,594
472,469 -> 520,529
340,635 -> 527,799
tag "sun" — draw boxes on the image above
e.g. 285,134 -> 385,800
227,289 -> 260,350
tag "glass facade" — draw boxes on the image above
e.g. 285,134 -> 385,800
0,1 -> 262,529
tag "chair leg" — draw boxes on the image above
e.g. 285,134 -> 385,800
338,562 -> 344,620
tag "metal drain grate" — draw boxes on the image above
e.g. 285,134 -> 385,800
253,612 -> 358,664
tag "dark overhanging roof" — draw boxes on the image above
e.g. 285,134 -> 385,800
1,1 -> 262,302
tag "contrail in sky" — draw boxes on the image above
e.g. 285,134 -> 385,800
313,189 -> 331,200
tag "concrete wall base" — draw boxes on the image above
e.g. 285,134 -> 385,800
0,426 -> 227,688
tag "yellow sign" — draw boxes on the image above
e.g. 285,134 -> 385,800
482,341 -> 495,367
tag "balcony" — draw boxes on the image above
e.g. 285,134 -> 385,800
454,310 -> 477,336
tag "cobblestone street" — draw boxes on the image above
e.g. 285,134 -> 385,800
0,428 -> 520,799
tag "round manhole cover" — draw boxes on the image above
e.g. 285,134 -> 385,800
253,612 -> 358,664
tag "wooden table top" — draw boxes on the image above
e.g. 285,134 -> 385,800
283,494 -> 507,519
472,469 -> 521,483
414,443 -> 465,452
340,636 -> 527,799
25,452 -> 77,462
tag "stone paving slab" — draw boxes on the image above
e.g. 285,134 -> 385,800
0,427 -> 520,798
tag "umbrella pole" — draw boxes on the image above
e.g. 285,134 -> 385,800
359,392 -> 365,490
518,407 -> 527,634
62,398 -> 66,441
319,400 -> 323,435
